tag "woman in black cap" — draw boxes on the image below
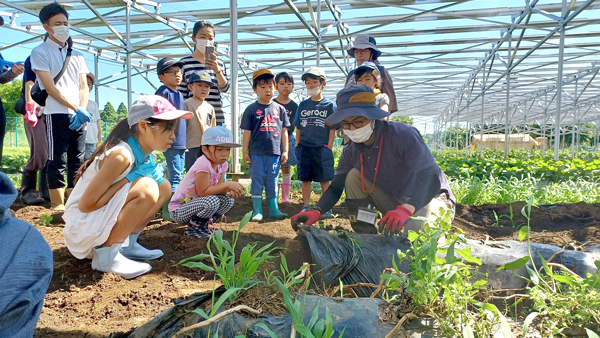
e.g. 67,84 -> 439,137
345,34 -> 397,113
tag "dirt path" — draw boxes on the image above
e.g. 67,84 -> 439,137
9,197 -> 599,337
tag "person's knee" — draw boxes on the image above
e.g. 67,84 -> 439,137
132,177 -> 161,203
158,179 -> 172,201
206,195 -> 221,214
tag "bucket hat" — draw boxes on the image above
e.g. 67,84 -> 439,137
325,85 -> 389,125
347,35 -> 382,59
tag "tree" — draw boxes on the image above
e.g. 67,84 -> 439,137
0,79 -> 23,117
390,115 -> 414,125
116,102 -> 128,122
101,102 -> 117,123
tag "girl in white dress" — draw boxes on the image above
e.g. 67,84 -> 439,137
63,95 -> 192,279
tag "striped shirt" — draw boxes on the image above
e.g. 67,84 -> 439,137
178,56 -> 229,125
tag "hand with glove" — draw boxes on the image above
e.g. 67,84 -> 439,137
290,209 -> 321,231
24,102 -> 38,127
378,205 -> 414,236
69,108 -> 92,130
126,161 -> 165,185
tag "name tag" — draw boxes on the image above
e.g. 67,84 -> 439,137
357,206 -> 378,225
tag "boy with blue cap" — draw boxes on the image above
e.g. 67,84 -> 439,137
169,126 -> 244,238
291,85 -> 455,236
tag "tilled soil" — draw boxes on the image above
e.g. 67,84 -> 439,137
9,197 -> 599,337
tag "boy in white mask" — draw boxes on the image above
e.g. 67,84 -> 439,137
294,67 -> 336,217
178,21 -> 229,126
31,2 -> 91,210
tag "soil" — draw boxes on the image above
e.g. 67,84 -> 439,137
8,196 -> 599,337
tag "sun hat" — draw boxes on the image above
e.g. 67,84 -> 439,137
187,70 -> 213,86
324,85 -> 389,125
301,66 -> 326,81
156,57 -> 183,75
127,95 -> 193,127
347,35 -> 382,59
252,68 -> 274,82
201,126 -> 242,147
86,73 -> 95,84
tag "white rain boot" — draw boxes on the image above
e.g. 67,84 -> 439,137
92,243 -> 152,279
120,232 -> 164,260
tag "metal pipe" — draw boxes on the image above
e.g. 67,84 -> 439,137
317,0 -> 321,67
126,0 -> 132,110
554,0 -> 567,161
230,0 -> 240,173
94,53 -> 99,105
504,27 -> 512,160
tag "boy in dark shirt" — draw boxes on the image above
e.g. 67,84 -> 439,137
274,72 -> 298,204
294,67 -> 336,217
241,69 -> 290,221
155,57 -> 187,192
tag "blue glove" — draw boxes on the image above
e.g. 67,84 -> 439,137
69,109 -> 92,130
126,162 -> 164,185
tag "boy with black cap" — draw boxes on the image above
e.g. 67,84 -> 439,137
295,66 -> 336,217
184,70 -> 217,171
156,57 -> 187,192
241,68 -> 290,221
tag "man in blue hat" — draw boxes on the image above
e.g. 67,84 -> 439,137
291,85 -> 455,235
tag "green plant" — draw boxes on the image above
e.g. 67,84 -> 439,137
380,209 -> 511,337
497,196 -> 600,337
35,215 -> 53,227
177,211 -> 277,302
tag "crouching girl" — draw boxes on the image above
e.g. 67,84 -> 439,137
63,95 -> 192,279
169,126 -> 244,238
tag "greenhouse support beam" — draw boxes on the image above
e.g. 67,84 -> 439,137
554,0 -> 567,161
504,26 -> 512,160
230,0 -> 240,174
126,0 -> 132,110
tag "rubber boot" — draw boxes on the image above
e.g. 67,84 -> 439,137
92,243 -> 152,279
251,197 -> 263,221
267,197 -> 287,220
39,168 -> 50,202
120,232 -> 164,260
21,170 -> 45,205
65,188 -> 73,202
346,198 -> 377,234
281,183 -> 291,204
49,188 -> 65,211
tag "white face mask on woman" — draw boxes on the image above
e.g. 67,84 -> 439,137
51,25 -> 70,44
195,39 -> 214,53
343,120 -> 374,143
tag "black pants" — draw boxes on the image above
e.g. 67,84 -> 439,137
45,114 -> 85,189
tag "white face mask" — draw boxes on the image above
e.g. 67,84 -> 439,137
51,25 -> 70,43
306,86 -> 321,97
343,121 -> 374,143
195,39 -> 214,52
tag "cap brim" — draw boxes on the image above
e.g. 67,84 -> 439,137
325,106 -> 389,126
215,143 -> 242,148
152,109 -> 193,121
346,45 -> 382,58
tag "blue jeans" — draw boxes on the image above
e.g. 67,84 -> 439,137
163,148 -> 185,192
250,155 -> 280,199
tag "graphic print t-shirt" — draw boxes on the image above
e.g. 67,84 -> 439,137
240,101 -> 290,156
294,98 -> 336,147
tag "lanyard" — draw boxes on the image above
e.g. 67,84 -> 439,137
360,136 -> 384,195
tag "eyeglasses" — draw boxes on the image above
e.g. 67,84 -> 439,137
164,70 -> 182,76
341,117 -> 369,130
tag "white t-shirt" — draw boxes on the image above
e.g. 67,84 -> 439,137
85,101 -> 101,144
30,39 -> 90,115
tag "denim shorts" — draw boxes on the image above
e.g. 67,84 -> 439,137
281,132 -> 297,167
296,145 -> 334,182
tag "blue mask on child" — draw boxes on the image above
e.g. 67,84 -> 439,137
126,137 -> 153,168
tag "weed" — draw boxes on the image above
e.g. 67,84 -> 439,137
35,215 -> 53,227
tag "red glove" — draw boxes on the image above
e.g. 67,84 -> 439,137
24,102 -> 38,127
378,205 -> 413,236
291,209 -> 321,231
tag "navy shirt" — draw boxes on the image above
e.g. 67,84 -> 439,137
23,57 -> 36,86
336,120 -> 455,203
294,98 -> 336,147
155,85 -> 187,150
274,98 -> 298,134
240,101 -> 290,156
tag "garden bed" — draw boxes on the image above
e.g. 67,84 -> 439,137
9,196 -> 599,337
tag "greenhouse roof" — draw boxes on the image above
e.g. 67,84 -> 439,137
1,0 -> 600,131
